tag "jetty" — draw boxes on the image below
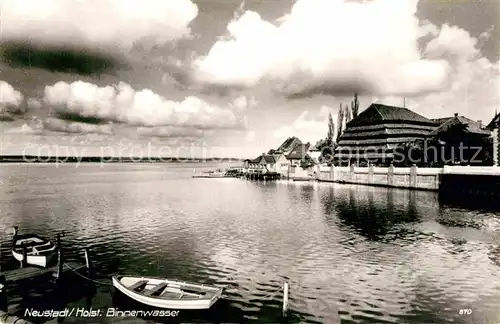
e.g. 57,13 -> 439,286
0,230 -> 119,323
0,261 -> 85,284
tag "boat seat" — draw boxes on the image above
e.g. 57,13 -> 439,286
180,285 -> 208,294
143,282 -> 169,297
128,280 -> 148,291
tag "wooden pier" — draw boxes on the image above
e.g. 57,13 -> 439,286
0,262 -> 85,284
245,172 -> 282,181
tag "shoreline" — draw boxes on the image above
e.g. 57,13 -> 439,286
0,156 -> 243,163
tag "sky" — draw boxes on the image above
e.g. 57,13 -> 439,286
0,0 -> 498,159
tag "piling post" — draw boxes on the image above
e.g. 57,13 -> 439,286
54,234 -> 63,284
282,282 -> 289,318
84,249 -> 94,279
21,247 -> 27,268
0,275 -> 7,312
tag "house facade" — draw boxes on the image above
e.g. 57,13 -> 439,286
285,143 -> 313,177
245,156 -> 266,173
273,153 -> 290,176
487,112 -> 500,166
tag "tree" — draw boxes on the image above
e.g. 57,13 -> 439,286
344,103 -> 353,123
327,112 -> 335,145
351,93 -> 359,118
300,154 -> 316,170
336,103 -> 344,141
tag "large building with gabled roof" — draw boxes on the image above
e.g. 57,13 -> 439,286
334,103 -> 438,165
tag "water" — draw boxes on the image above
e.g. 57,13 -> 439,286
0,163 -> 499,323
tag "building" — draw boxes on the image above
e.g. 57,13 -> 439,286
486,112 -> 500,166
427,113 -> 492,166
244,156 -> 266,173
334,103 -> 439,166
274,136 -> 303,154
285,143 -> 314,177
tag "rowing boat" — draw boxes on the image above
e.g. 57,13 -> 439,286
11,227 -> 57,268
112,275 -> 223,310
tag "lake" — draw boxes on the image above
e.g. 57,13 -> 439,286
0,163 -> 499,323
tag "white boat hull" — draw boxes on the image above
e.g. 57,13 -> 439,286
112,276 -> 223,310
12,248 -> 56,267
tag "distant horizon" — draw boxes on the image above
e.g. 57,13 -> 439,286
0,154 -> 246,162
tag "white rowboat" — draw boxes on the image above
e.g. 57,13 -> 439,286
112,275 -> 223,310
12,232 -> 57,268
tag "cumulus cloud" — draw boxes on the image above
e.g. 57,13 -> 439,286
0,81 -> 24,109
274,105 -> 334,143
43,81 -> 247,130
193,0 -> 451,98
230,95 -> 258,111
43,117 -> 114,134
371,23 -> 499,123
0,0 -> 198,53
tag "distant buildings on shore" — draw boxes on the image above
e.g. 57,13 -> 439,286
245,103 -> 500,175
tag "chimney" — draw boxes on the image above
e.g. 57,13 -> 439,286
454,113 -> 458,117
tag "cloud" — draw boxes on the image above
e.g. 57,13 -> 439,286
273,105 -> 334,143
230,95 -> 258,111
42,80 -> 247,130
136,126 -> 205,138
0,81 -> 24,108
0,0 -> 198,75
374,24 -> 499,123
43,117 -> 114,134
0,0 -> 198,53
193,0 -> 451,98
1,44 -> 123,76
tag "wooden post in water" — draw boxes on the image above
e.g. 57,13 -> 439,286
21,247 -> 27,269
55,234 -> 63,284
84,249 -> 94,279
282,282 -> 289,318
0,275 -> 7,312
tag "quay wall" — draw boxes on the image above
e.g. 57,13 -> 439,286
316,165 -> 500,193
316,165 -> 442,191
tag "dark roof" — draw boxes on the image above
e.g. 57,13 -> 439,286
276,136 -> 302,152
487,112 -> 500,130
431,117 -> 453,125
347,103 -> 434,127
286,143 -> 311,160
429,115 -> 490,136
250,156 -> 261,163
261,154 -> 276,163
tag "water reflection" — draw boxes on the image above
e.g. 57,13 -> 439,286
322,186 -> 423,241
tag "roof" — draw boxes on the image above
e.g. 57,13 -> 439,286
249,156 -> 261,163
276,136 -> 302,152
261,154 -> 276,164
286,143 -> 311,160
487,112 -> 500,130
429,115 -> 491,136
347,103 -> 434,127
431,117 -> 453,125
